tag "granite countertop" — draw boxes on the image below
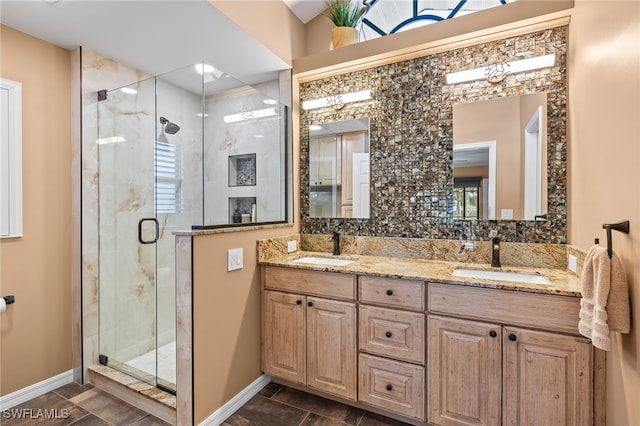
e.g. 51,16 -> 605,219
259,251 -> 582,297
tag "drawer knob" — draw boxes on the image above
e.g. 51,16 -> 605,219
307,301 -> 314,307
296,300 -> 302,305
489,330 -> 497,338
386,289 -> 393,296
508,333 -> 517,342
386,384 -> 393,391
385,331 -> 392,338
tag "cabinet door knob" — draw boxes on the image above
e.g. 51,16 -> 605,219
508,333 -> 517,342
386,289 -> 393,296
489,330 -> 497,338
296,300 -> 302,305
386,384 -> 393,391
385,331 -> 392,338
307,301 -> 313,307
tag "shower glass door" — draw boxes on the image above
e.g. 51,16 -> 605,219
98,65 -> 204,395
98,77 -> 164,390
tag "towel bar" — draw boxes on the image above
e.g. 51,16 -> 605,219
602,220 -> 630,259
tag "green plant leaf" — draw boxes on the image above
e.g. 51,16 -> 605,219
323,0 -> 360,28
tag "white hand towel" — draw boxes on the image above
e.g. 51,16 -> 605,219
578,245 -> 630,351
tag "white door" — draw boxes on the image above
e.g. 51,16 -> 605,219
351,153 -> 370,219
523,107 -> 543,220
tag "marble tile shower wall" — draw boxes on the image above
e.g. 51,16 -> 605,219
300,26 -> 567,243
204,84 -> 284,225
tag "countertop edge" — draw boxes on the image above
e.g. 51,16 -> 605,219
258,252 -> 582,298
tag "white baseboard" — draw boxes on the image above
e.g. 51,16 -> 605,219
0,370 -> 74,410
199,374 -> 271,426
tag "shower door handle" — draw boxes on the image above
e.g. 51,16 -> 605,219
138,218 -> 159,244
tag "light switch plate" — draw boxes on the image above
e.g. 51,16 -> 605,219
287,240 -> 297,253
228,248 -> 243,271
568,254 -> 578,273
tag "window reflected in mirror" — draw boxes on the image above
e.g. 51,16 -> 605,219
308,118 -> 370,219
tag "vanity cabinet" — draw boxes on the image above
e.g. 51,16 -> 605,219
427,284 -> 593,426
262,267 -> 357,400
358,276 -> 426,421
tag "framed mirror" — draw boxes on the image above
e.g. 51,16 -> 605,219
308,118 -> 370,219
453,92 -> 547,221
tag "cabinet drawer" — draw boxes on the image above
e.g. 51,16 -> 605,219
264,266 -> 356,301
428,283 -> 581,334
358,353 -> 425,421
359,276 -> 424,311
359,305 -> 425,364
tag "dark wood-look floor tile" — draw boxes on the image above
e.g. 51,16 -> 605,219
67,413 -> 111,425
272,388 -> 364,425
224,395 -> 308,426
358,411 -> 412,426
257,381 -> 285,399
69,388 -> 147,425
0,392 -> 89,425
301,412 -> 351,425
53,382 -> 95,400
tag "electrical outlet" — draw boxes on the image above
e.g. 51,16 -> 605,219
501,209 -> 514,220
287,240 -> 297,253
228,248 -> 243,271
462,242 -> 475,251
568,254 -> 578,273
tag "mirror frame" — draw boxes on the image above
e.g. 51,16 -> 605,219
299,26 -> 567,244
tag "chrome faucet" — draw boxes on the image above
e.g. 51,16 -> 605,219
489,230 -> 501,267
330,231 -> 341,255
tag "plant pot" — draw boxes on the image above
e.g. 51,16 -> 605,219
331,27 -> 358,49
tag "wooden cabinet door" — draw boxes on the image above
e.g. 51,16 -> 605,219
502,327 -> 592,426
427,315 -> 502,426
307,297 -> 357,400
262,290 -> 306,384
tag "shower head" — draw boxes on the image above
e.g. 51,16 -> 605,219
159,116 -> 181,135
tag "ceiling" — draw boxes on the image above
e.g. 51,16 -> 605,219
283,0 -> 326,24
0,0 -> 290,87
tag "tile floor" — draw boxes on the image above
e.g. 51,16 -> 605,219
3,381 -> 410,426
223,382 -> 411,426
1,382 -> 171,426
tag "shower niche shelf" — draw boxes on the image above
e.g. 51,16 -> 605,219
229,153 -> 256,187
229,197 -> 256,224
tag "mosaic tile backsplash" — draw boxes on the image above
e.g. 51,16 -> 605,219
300,26 -> 567,243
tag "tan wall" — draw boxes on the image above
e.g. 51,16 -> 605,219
454,166 -> 489,179
567,1 -> 640,425
305,13 -> 333,55
209,0 -> 306,65
193,226 -> 298,423
0,25 -> 72,395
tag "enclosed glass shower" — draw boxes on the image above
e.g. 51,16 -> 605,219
96,63 -> 289,393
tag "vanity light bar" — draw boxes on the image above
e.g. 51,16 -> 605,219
302,89 -> 372,110
223,107 -> 277,123
446,54 -> 556,85
97,136 -> 126,145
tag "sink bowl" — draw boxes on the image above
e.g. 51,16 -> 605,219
452,268 -> 552,285
293,256 -> 355,266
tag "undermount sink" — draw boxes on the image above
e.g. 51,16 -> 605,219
452,268 -> 552,285
293,256 -> 355,266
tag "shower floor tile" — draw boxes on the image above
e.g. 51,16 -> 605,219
125,341 -> 176,385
